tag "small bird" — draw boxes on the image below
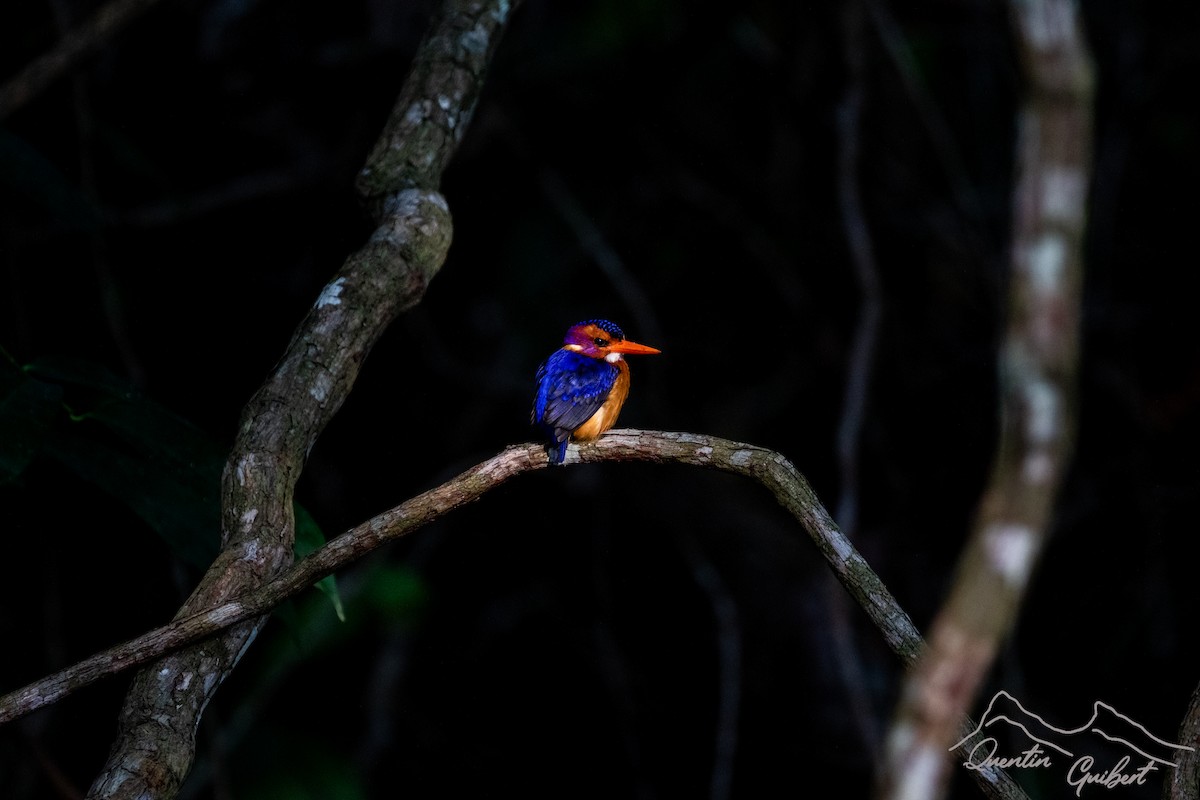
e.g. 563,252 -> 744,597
532,319 -> 661,464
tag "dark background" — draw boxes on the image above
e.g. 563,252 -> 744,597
2,1 -> 1198,798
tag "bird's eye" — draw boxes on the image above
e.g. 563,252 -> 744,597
594,337 -> 609,347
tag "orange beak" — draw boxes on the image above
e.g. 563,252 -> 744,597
608,339 -> 661,356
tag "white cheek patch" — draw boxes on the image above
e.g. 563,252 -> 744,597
564,344 -> 583,352
605,352 -> 624,363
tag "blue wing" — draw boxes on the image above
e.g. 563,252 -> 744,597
533,349 -> 618,463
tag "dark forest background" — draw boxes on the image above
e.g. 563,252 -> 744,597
1,1 -> 1198,798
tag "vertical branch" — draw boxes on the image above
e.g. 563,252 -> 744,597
673,531 -> 742,800
878,2 -> 1093,799
44,0 -> 148,389
1166,683 -> 1200,800
832,0 -> 886,765
835,0 -> 885,542
84,2 -> 518,798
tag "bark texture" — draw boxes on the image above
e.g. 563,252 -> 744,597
83,2 -> 517,797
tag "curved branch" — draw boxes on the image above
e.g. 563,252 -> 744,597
83,1 -> 518,797
0,431 -> 894,726
1,429 -> 1030,797
4,429 -> 1030,797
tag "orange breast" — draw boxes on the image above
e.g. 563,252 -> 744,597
571,362 -> 630,441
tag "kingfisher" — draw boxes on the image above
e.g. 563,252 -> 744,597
532,319 -> 661,464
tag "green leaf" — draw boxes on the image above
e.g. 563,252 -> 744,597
16,355 -> 344,613
23,357 -> 222,567
294,503 -> 345,622
0,360 -> 63,482
22,355 -> 136,395
43,427 -> 221,568
26,356 -> 227,478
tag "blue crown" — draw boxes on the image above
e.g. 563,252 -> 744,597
574,319 -> 625,340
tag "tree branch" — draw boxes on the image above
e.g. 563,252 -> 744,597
0,432 -> 888,725
879,2 -> 1094,798
0,0 -> 163,120
831,0 -> 888,765
1,429 -> 1029,799
1166,681 -> 1200,800
81,1 -> 518,797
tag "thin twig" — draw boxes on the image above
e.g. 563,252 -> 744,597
835,0 -> 885,541
673,530 -> 742,800
831,0 -> 887,767
0,0 -> 163,120
862,0 -> 985,224
538,168 -> 665,346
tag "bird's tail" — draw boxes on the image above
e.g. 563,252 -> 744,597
546,438 -> 568,465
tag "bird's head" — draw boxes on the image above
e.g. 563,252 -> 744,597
562,319 -> 661,363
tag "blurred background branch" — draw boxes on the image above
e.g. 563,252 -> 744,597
879,1 -> 1094,798
0,0 -> 163,120
829,0 -> 888,769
